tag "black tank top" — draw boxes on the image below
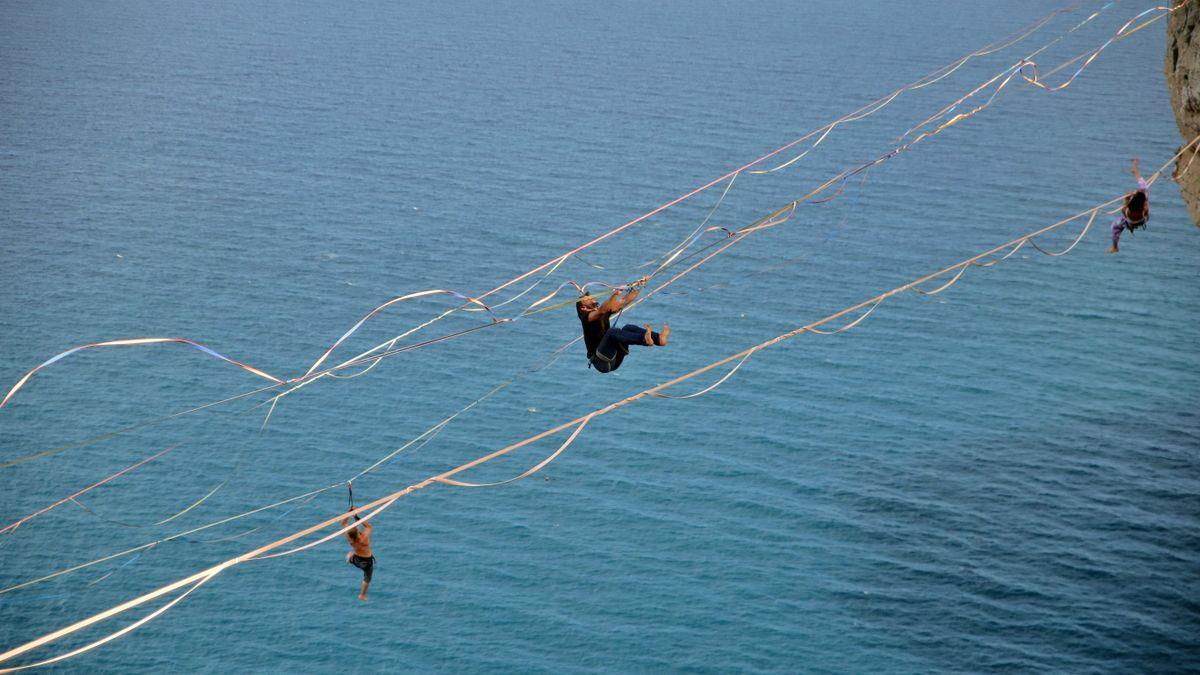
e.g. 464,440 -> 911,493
577,303 -> 609,360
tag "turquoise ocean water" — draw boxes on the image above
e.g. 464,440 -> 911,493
2,1 -> 1198,671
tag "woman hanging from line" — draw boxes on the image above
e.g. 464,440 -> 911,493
576,275 -> 669,374
1108,158 -> 1149,254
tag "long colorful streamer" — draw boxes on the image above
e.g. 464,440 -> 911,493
0,339 -> 282,411
0,1 -> 1095,414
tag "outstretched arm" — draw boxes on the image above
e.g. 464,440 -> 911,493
341,515 -> 356,544
1131,157 -> 1141,182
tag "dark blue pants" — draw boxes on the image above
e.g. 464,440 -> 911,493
591,324 -> 660,373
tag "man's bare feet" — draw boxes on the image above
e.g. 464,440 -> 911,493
644,324 -> 654,346
359,594 -> 368,601
1108,245 -> 1118,254
656,324 -> 670,346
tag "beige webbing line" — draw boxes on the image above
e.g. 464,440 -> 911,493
648,352 -> 756,400
972,240 -> 1027,267
0,575 -> 217,672
807,298 -> 889,335
911,266 -> 970,296
434,413 -> 597,488
1026,207 -> 1100,257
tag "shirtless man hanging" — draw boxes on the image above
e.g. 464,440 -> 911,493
342,482 -> 374,601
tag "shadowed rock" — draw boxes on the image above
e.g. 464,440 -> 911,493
1166,2 -> 1200,225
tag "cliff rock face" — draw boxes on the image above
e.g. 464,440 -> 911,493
1166,2 -> 1200,225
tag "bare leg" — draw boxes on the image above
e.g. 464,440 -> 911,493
656,324 -> 670,346
643,324 -> 653,346
359,580 -> 369,601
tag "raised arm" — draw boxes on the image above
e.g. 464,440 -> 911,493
582,291 -> 616,323
602,276 -> 648,313
1132,157 -> 1141,182
585,276 -> 648,322
597,289 -> 624,314
359,519 -> 372,546
618,285 -> 641,309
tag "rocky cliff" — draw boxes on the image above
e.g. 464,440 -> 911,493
1166,2 -> 1200,225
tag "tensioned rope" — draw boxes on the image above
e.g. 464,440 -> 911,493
447,1 -> 1110,305
221,1 -> 1164,425
0,447 -> 176,537
3,138 -> 1192,672
0,0 -> 1108,415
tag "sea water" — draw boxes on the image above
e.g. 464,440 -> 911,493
1,1 -> 1198,672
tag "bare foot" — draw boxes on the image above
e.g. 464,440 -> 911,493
657,324 -> 670,346
359,594 -> 368,601
643,324 -> 654,346
1107,245 -> 1118,254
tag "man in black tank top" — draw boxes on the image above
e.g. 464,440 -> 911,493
576,277 -> 670,373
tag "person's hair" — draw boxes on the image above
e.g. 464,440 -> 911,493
347,527 -> 358,541
1127,190 -> 1146,214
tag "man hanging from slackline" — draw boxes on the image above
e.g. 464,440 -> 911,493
576,275 -> 669,373
342,481 -> 374,601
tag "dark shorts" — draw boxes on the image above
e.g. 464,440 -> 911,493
589,345 -> 627,373
348,554 -> 374,583
589,329 -> 633,373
